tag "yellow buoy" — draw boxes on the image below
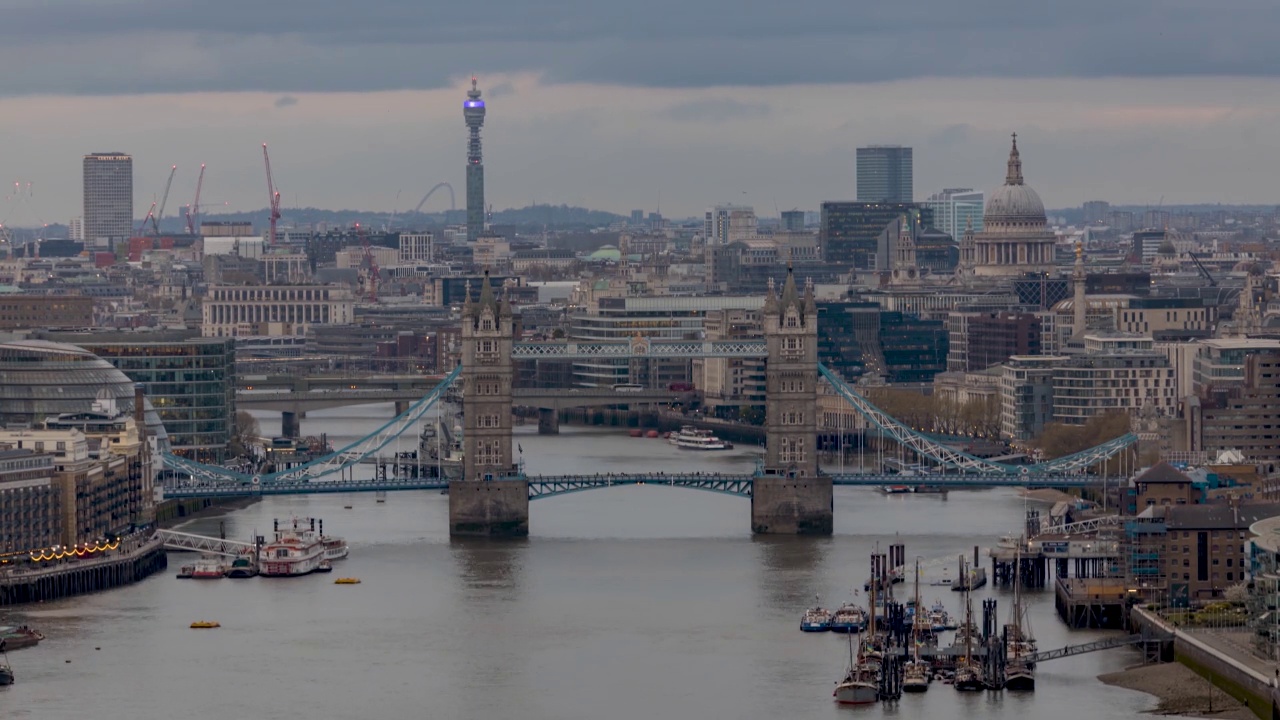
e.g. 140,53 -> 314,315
190,621 -> 221,629
334,577 -> 361,585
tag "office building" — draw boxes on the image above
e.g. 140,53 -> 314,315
201,284 -> 355,338
781,210 -> 806,232
37,330 -> 237,462
695,309 -> 766,420
923,188 -> 984,239
704,205 -> 756,246
82,153 -> 133,244
856,145 -> 913,202
399,232 -> 435,264
962,311 -> 1042,372
464,78 -> 486,242
819,202 -> 933,269
0,341 -> 169,449
0,295 -> 95,330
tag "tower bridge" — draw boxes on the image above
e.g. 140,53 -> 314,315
162,268 -> 1139,537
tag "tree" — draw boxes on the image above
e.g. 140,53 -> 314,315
227,411 -> 261,458
1033,411 -> 1132,473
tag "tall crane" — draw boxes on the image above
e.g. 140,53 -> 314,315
136,201 -> 157,236
262,143 -> 281,246
150,165 -> 177,236
184,164 -> 206,235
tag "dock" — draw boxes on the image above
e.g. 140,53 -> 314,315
0,534 -> 167,606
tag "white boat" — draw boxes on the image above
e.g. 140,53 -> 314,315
322,536 -> 349,561
666,426 -> 732,450
190,556 -> 225,579
258,517 -> 327,577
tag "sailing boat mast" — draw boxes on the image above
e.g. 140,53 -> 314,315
912,557 -> 922,662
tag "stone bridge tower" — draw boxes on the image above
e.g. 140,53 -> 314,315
451,272 -> 527,536
753,266 -> 832,534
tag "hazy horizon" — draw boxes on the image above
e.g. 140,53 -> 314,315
3,2 -> 1280,225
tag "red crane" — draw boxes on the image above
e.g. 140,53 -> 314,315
262,143 -> 281,246
184,164 -> 205,235
356,223 -> 380,303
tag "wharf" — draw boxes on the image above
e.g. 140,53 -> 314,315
1055,577 -> 1129,629
0,534 -> 167,606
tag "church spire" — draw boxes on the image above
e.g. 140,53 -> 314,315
1005,132 -> 1023,186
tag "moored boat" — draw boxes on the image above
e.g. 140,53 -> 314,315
903,660 -> 930,693
953,558 -> 986,692
258,517 -> 327,577
225,556 -> 257,579
0,644 -> 12,686
666,426 -> 732,450
322,536 -> 349,561
828,603 -> 867,634
833,633 -> 879,705
1004,544 -> 1037,690
190,557 -> 225,579
0,626 -> 44,651
314,560 -> 333,574
800,604 -> 832,632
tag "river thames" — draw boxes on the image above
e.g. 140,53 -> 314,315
5,405 -> 1170,719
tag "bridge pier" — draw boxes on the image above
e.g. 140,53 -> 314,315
537,408 -> 559,435
281,410 -> 305,438
751,475 -> 833,535
449,480 -> 529,537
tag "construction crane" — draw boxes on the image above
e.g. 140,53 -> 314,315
1185,252 -> 1218,287
150,165 -> 177,236
184,164 -> 206,235
356,223 -> 380,303
136,201 -> 157,236
262,143 -> 281,246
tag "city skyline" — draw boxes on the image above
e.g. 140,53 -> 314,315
1,3 -> 1280,223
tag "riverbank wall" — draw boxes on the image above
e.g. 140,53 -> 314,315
155,495 -> 260,527
540,408 -> 767,446
0,534 -> 167,606
1130,606 -> 1275,719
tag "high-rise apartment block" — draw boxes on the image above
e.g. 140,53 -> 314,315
856,145 -> 913,203
82,153 -> 133,244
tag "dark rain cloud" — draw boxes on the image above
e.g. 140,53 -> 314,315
2,0 -> 1280,96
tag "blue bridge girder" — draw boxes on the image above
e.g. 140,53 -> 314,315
160,471 -> 1112,500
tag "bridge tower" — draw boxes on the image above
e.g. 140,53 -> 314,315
753,266 -> 832,534
451,272 -> 528,536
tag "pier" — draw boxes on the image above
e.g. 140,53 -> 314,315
0,534 -> 167,606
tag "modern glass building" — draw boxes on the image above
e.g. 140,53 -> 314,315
35,331 -> 234,461
856,145 -> 913,203
0,340 -> 169,449
923,188 -> 985,239
820,202 -> 933,269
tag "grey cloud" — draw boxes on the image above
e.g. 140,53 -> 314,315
664,98 -> 770,123
3,1 -> 1280,95
274,95 -> 299,108
486,82 -> 517,99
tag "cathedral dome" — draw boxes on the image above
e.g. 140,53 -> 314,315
983,134 -> 1047,231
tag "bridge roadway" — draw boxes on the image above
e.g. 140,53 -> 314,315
237,386 -> 689,413
160,471 -> 1109,500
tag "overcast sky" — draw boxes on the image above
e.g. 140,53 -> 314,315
2,0 -> 1279,224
